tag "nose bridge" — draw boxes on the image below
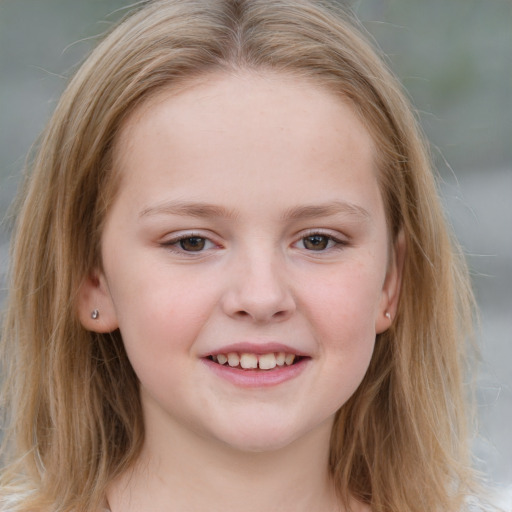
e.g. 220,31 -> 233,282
222,241 -> 295,322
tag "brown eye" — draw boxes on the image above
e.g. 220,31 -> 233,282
179,237 -> 206,251
302,235 -> 330,251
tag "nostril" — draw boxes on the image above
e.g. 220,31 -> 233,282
220,282 -> 296,323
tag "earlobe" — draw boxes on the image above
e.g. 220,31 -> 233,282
376,230 -> 406,334
77,270 -> 119,333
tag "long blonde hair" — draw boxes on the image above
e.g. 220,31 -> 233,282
1,1 -> 478,511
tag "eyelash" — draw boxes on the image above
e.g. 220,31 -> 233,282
295,231 -> 348,252
161,233 -> 218,254
161,231 -> 347,254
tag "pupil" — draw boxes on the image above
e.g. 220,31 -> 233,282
180,237 -> 205,251
304,235 -> 328,250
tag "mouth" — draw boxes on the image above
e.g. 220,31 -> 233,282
206,352 -> 307,371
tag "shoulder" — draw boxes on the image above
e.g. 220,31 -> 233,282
0,484 -> 38,512
0,490 -> 30,512
463,487 -> 512,512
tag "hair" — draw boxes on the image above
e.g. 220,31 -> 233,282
1,1 -> 480,511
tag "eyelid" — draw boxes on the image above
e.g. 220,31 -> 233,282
293,229 -> 349,251
158,228 -> 349,254
160,231 -> 220,253
300,228 -> 349,242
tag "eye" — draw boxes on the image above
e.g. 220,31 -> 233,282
162,234 -> 217,253
302,235 -> 331,251
178,236 -> 208,252
295,233 -> 346,252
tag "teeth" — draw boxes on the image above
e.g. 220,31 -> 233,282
285,354 -> 295,366
240,353 -> 258,369
211,352 -> 299,370
276,352 -> 286,366
227,352 -> 240,367
258,353 -> 277,370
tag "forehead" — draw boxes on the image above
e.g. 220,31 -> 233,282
115,70 -> 375,166
110,71 -> 381,219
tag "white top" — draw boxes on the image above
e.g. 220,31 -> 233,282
1,490 -> 510,512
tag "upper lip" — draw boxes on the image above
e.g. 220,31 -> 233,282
200,342 -> 310,358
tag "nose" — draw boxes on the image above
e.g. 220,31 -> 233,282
220,250 -> 296,324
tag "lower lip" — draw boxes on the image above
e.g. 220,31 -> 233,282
202,358 -> 309,388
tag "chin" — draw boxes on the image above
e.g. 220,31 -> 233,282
221,436 -> 298,454
212,419 -> 320,455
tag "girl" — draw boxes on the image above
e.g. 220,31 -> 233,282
0,0 -> 488,511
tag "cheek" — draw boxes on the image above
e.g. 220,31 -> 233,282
302,268 -> 381,408
305,263 -> 382,328
108,265 -> 220,361
300,262 -> 383,360
112,277 -> 220,402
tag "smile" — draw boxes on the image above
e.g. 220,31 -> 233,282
207,352 -> 302,370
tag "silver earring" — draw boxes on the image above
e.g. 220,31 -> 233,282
385,312 -> 391,320
91,309 -> 99,320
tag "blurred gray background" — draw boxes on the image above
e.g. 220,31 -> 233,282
1,0 -> 511,500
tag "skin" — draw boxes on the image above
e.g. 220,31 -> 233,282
79,71 -> 403,512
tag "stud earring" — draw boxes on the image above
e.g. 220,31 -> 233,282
385,312 -> 391,320
91,309 -> 99,320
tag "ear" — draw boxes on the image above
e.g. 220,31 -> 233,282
77,270 -> 119,333
375,230 -> 406,334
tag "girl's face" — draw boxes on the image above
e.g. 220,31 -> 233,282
79,72 -> 402,453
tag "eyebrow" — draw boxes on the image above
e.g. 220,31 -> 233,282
139,199 -> 370,222
281,201 -> 371,222
139,200 -> 237,219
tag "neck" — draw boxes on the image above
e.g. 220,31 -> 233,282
107,416 -> 343,512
